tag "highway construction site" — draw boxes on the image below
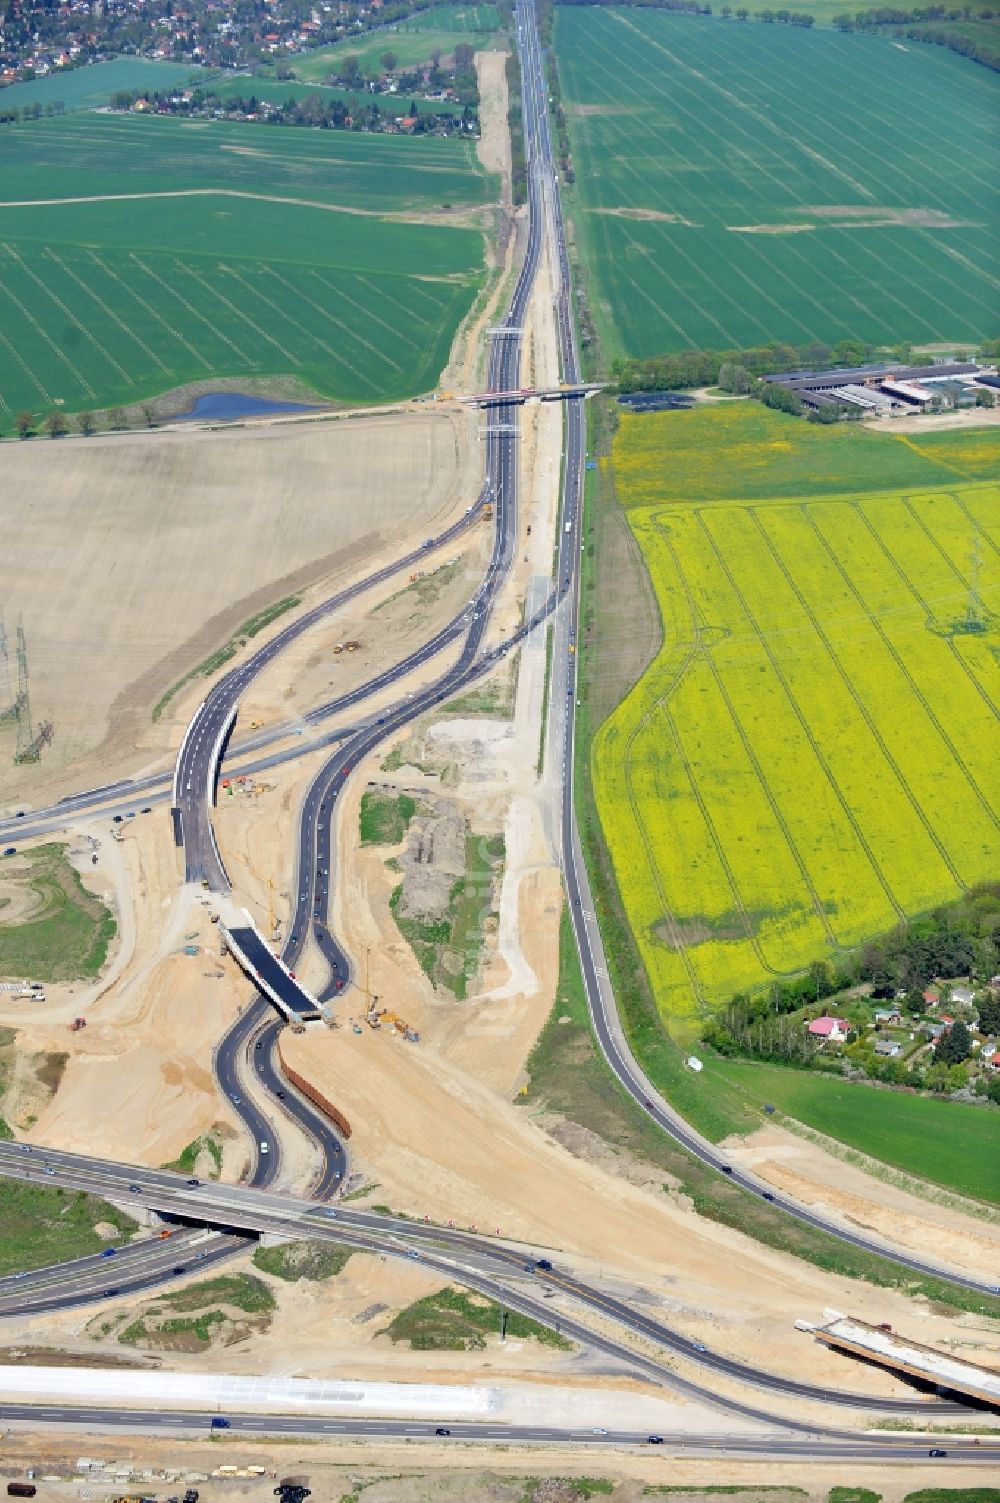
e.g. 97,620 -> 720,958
0,3 -> 997,1491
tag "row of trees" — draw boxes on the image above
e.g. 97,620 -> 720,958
11,406 -> 157,440
108,85 -> 476,136
830,8 -> 999,72
611,337 -> 902,393
0,97 -> 68,126
506,51 -> 528,207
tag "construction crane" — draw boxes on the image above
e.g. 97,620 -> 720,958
361,946 -> 381,1025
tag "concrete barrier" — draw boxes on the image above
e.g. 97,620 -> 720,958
276,1040 -> 352,1139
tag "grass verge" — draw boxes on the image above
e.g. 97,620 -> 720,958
359,792 -> 418,846
154,1272 -> 275,1314
537,624 -> 554,777
381,1285 -> 572,1351
161,1131 -> 224,1179
0,1182 -> 136,1275
252,1239 -> 353,1281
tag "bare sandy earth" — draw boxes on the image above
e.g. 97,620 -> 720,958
726,1123 -> 1000,1279
868,404 -> 1000,433
4,813 -> 250,1168
0,406 -> 475,808
475,50 -> 512,205
0,1431 -> 984,1501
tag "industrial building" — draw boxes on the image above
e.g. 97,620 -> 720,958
765,360 -> 995,418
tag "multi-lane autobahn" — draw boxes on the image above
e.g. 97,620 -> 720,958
0,0 -> 997,1459
0,1141 -> 987,1426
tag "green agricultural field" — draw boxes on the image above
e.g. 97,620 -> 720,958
611,404 -> 1000,506
0,113 -> 489,425
593,407 -> 1000,1040
556,9 -> 1000,355
0,57 -> 205,115
293,3 -> 501,83
709,1059 -> 1000,1202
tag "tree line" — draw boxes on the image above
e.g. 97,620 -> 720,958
9,405 -> 158,440
831,7 -> 999,73
106,85 -> 477,138
0,97 -> 68,125
554,0 -> 817,24
611,338 -> 893,393
611,336 -> 997,419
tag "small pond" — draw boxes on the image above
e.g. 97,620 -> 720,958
175,393 -> 326,422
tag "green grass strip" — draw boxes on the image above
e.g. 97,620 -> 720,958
152,594 -> 300,721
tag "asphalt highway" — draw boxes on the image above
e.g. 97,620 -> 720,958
1,1402 -> 996,1462
0,1142 -> 983,1419
171,492 -> 497,890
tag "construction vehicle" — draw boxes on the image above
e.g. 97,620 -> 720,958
67,1017 -> 86,1032
250,719 -> 263,730
482,503 -> 493,521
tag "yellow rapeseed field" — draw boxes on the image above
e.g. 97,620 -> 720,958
593,460 -> 1000,1041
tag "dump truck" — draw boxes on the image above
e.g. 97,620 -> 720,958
67,1017 -> 86,1032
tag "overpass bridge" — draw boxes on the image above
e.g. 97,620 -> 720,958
458,382 -> 605,408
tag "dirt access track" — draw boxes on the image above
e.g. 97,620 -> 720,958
0,404 -> 477,808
